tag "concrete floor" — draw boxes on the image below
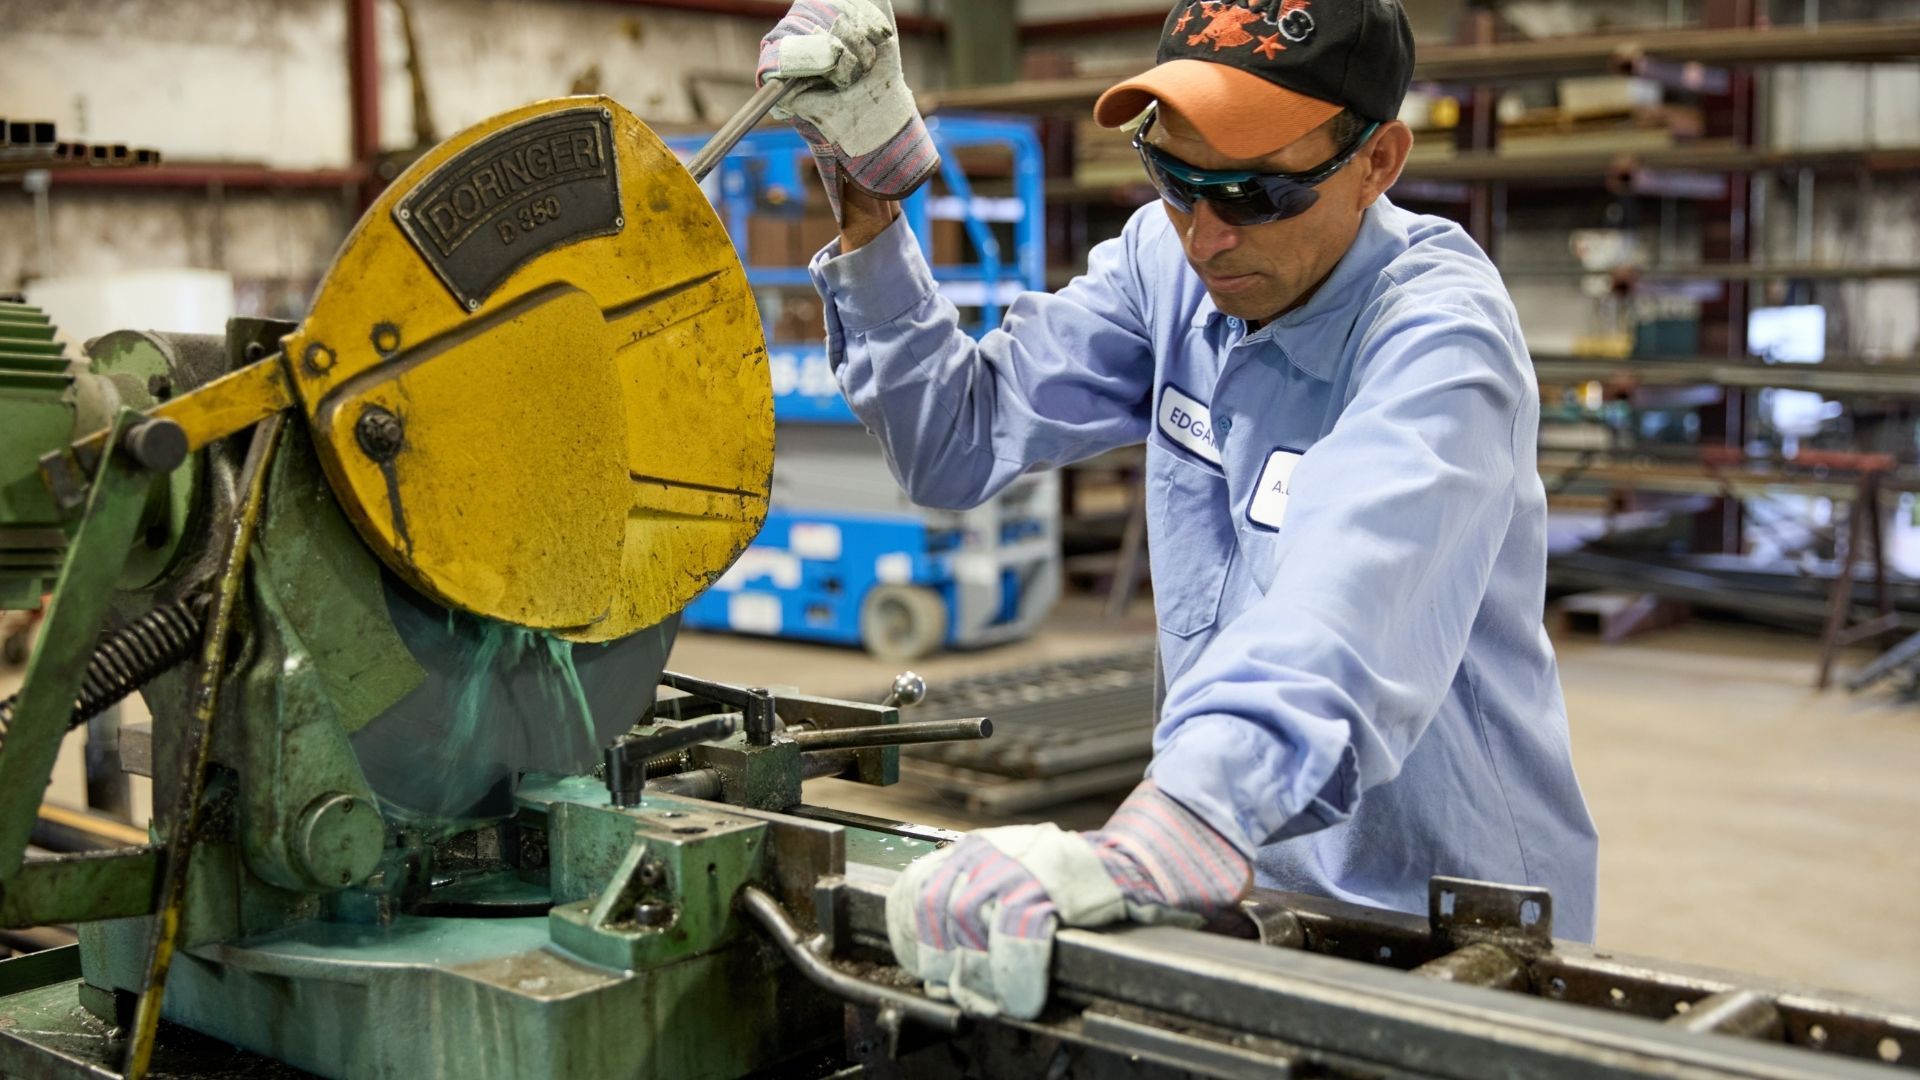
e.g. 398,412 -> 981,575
1553,622 -> 1920,1006
674,595 -> 1920,1007
24,594 -> 1920,1006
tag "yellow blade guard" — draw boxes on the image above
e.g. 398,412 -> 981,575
282,97 -> 773,642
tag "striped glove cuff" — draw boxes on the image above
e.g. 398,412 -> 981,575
1093,780 -> 1251,915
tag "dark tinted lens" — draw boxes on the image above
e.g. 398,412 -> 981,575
1211,182 -> 1320,227
1138,144 -> 1198,213
1136,139 -> 1323,226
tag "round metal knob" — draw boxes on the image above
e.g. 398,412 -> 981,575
886,671 -> 926,708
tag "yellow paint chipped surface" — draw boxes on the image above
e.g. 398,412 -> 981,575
283,96 -> 772,641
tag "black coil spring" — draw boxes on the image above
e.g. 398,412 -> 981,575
0,593 -> 210,750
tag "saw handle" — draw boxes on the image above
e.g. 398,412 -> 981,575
604,715 -> 739,808
684,77 -> 813,183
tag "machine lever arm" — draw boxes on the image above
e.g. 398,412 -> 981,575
683,77 -> 811,184
604,716 -> 738,808
660,671 -> 778,746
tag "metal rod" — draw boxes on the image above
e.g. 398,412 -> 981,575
737,884 -> 963,1034
801,750 -> 860,782
648,768 -> 723,800
683,77 -> 807,183
1666,990 -> 1785,1039
123,411 -> 288,1080
31,802 -> 148,853
791,717 -> 992,753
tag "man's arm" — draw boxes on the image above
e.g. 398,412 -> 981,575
811,202 -> 1159,510
1150,302 -> 1528,851
838,184 -> 898,253
760,0 -> 1155,509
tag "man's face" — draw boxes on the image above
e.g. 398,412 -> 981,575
1145,108 -> 1377,323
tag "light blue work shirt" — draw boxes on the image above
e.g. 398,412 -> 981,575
808,196 -> 1599,940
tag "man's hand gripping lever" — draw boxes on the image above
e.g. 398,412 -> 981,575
885,781 -> 1253,1019
757,0 -> 938,221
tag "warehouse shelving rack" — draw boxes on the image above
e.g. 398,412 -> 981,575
932,11 -> 1920,638
917,20 -> 1920,112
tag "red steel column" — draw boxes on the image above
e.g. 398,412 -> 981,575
348,0 -> 382,207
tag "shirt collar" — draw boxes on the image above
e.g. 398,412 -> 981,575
1184,200 -> 1408,379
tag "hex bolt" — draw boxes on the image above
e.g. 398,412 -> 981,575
637,858 -> 664,888
633,902 -> 674,928
356,406 -> 404,462
122,419 -> 189,473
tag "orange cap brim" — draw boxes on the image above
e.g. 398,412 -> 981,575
1094,59 -> 1343,161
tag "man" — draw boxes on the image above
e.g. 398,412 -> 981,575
757,0 -> 1599,1019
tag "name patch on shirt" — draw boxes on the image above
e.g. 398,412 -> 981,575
1158,384 -> 1221,465
1247,448 -> 1303,531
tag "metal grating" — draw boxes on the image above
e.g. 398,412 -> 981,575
898,643 -> 1158,813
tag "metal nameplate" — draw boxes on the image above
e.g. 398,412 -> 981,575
394,107 -> 623,310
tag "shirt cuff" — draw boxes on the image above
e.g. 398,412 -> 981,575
1147,714 -> 1359,856
807,212 -> 938,333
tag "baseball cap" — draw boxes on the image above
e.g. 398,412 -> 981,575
1094,0 -> 1416,160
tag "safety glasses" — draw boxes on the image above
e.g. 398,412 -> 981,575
1131,105 -> 1380,227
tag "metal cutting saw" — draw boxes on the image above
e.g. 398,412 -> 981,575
0,95 -> 1916,1079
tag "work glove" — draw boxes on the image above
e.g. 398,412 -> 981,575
886,780 -> 1251,1019
756,0 -> 938,221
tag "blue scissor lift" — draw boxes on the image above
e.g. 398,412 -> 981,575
668,114 -> 1059,660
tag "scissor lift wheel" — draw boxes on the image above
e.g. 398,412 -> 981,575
860,585 -> 947,662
